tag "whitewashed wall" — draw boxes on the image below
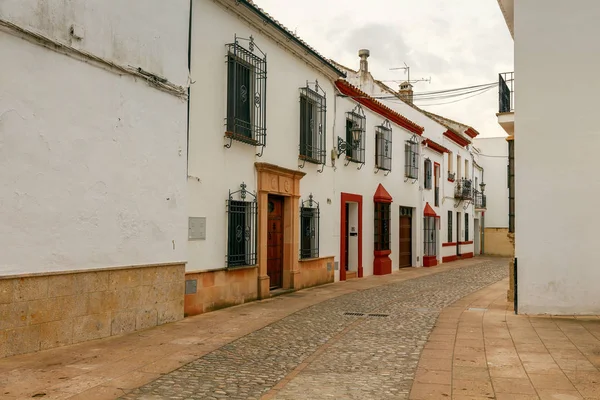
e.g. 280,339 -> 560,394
0,1 -> 189,276
473,137 -> 509,228
515,0 -> 600,314
188,0 -> 425,277
188,0 -> 340,274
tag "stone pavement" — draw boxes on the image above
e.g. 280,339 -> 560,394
411,280 -> 600,400
122,258 -> 507,400
0,257 -> 504,399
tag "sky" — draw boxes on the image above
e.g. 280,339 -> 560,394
254,0 -> 514,138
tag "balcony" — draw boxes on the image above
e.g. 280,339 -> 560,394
454,178 -> 473,201
474,190 -> 487,210
497,72 -> 514,136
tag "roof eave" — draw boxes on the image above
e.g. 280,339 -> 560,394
238,0 -> 347,77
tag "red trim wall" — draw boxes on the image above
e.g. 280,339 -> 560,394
423,255 -> 438,267
423,139 -> 450,154
335,80 -> 424,135
442,242 -> 457,247
340,192 -> 363,281
443,129 -> 471,148
459,241 -> 474,245
465,127 -> 479,138
442,252 -> 474,263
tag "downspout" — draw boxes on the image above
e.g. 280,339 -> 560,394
186,0 -> 193,174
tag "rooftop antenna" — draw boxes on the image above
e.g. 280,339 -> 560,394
389,62 -> 432,85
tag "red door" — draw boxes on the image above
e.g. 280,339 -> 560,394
267,196 -> 284,289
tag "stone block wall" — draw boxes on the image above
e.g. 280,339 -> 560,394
0,263 -> 185,358
484,228 -> 513,256
297,257 -> 334,290
184,266 -> 258,317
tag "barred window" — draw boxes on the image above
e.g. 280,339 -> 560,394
225,35 -> 267,150
344,104 -> 366,165
300,194 -> 320,259
299,82 -> 326,166
374,202 -> 391,251
424,216 -> 437,257
405,136 -> 419,179
465,213 -> 469,241
226,183 -> 257,267
447,210 -> 453,242
424,158 -> 432,189
375,120 -> 392,173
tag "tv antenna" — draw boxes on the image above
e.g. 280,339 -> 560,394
389,62 -> 431,85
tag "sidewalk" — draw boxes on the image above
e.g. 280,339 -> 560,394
411,279 -> 600,399
0,257 -> 498,400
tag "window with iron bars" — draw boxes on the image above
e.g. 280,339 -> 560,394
226,183 -> 258,267
424,216 -> 437,257
424,158 -> 432,189
345,105 -> 366,165
299,83 -> 326,166
447,210 -> 453,242
405,136 -> 419,179
465,213 -> 469,241
374,202 -> 391,251
375,120 -> 392,172
300,194 -> 320,259
225,35 -> 267,150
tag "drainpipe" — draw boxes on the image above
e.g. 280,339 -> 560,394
186,0 -> 193,174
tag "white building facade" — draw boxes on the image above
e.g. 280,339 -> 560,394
0,1 -> 190,357
185,0 -> 437,315
495,0 -> 600,314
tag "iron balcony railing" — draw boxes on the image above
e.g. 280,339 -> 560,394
499,72 -> 514,113
474,190 -> 487,209
454,178 -> 473,201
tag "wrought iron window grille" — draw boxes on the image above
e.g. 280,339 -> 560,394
300,194 -> 320,259
404,135 -> 419,183
454,178 -> 474,209
448,171 -> 456,181
447,210 -> 453,242
465,213 -> 469,241
499,72 -> 514,113
474,189 -> 487,209
374,119 -> 392,175
338,103 -> 366,170
298,81 -> 326,173
424,158 -> 432,189
435,187 -> 440,207
226,182 -> 258,268
224,35 -> 267,157
374,202 -> 391,251
423,216 -> 437,257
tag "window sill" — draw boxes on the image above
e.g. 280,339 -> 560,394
225,131 -> 259,146
298,154 -> 322,164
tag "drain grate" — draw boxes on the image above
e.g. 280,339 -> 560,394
343,312 -> 390,318
467,307 -> 488,312
367,313 -> 389,318
343,312 -> 365,316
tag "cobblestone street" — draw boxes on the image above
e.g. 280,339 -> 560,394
122,258 -> 507,400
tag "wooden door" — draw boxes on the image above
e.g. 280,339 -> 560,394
267,196 -> 284,289
399,207 -> 412,268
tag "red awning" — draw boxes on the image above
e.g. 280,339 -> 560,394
424,202 -> 439,218
373,183 -> 393,203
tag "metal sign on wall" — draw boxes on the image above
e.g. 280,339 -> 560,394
188,217 -> 206,240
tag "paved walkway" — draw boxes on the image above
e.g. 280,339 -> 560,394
0,257 -> 504,399
411,281 -> 600,400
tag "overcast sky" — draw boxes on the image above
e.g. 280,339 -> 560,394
255,0 -> 514,138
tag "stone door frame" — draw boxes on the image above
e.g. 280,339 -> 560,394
255,162 -> 305,299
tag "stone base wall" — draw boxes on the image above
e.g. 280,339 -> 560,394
0,263 -> 185,359
297,256 -> 334,289
184,266 -> 258,317
484,228 -> 513,256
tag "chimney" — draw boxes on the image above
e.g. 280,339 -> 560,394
399,81 -> 414,104
358,49 -> 370,75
